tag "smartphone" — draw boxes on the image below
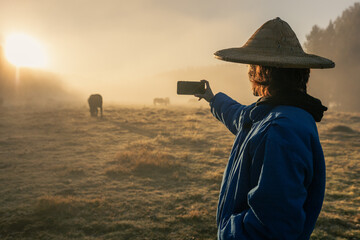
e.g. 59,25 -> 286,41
177,81 -> 206,95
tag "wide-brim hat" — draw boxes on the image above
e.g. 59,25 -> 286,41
214,17 -> 335,69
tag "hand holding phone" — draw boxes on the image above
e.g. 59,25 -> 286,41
177,80 -> 214,102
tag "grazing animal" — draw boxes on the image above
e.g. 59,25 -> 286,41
153,97 -> 170,106
88,94 -> 103,117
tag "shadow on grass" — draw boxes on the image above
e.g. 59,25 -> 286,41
0,196 -> 146,239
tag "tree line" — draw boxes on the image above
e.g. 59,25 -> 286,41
304,2 -> 360,111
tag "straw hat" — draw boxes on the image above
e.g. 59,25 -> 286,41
214,17 -> 335,69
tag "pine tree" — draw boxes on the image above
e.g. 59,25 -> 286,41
304,3 -> 360,111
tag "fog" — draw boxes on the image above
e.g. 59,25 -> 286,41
305,2 -> 360,111
1,3 -> 360,239
0,46 -> 79,107
0,1 -> 359,106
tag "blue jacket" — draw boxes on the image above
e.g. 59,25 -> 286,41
210,93 -> 326,240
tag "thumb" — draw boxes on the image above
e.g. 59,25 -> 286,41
194,94 -> 203,101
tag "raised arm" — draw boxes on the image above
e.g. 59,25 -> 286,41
195,80 -> 249,135
210,93 -> 250,135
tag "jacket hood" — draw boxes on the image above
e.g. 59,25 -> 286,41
256,91 -> 328,122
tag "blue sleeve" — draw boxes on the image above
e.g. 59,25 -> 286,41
210,92 -> 248,135
218,124 -> 312,239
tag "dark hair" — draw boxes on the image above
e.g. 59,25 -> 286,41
248,65 -> 310,97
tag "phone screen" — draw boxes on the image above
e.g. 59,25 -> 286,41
177,81 -> 206,95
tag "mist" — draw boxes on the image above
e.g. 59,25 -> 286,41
0,46 -> 79,107
305,3 -> 360,111
1,2 -> 360,239
0,1 -> 359,107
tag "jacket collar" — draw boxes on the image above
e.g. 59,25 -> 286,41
249,103 -> 274,123
254,91 -> 327,122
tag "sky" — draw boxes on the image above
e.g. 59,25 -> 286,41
0,0 -> 358,103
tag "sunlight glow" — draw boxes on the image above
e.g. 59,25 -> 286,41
4,33 -> 47,68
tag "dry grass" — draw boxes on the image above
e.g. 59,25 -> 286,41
0,105 -> 359,239
106,149 -> 177,175
311,112 -> 360,240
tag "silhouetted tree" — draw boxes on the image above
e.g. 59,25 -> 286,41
304,3 -> 360,111
0,45 -> 76,106
0,46 -> 17,100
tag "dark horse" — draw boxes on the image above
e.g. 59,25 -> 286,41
88,94 -> 103,117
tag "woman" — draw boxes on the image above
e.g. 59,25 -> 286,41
196,17 -> 334,239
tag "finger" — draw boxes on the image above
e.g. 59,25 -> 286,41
200,79 -> 210,89
200,79 -> 208,85
204,81 -> 210,89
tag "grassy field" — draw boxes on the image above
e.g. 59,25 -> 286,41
0,104 -> 359,239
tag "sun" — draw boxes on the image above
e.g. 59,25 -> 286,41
4,33 -> 47,68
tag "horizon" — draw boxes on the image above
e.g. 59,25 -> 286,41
0,1 -> 359,104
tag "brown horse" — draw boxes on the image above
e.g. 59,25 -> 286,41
88,94 -> 103,117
